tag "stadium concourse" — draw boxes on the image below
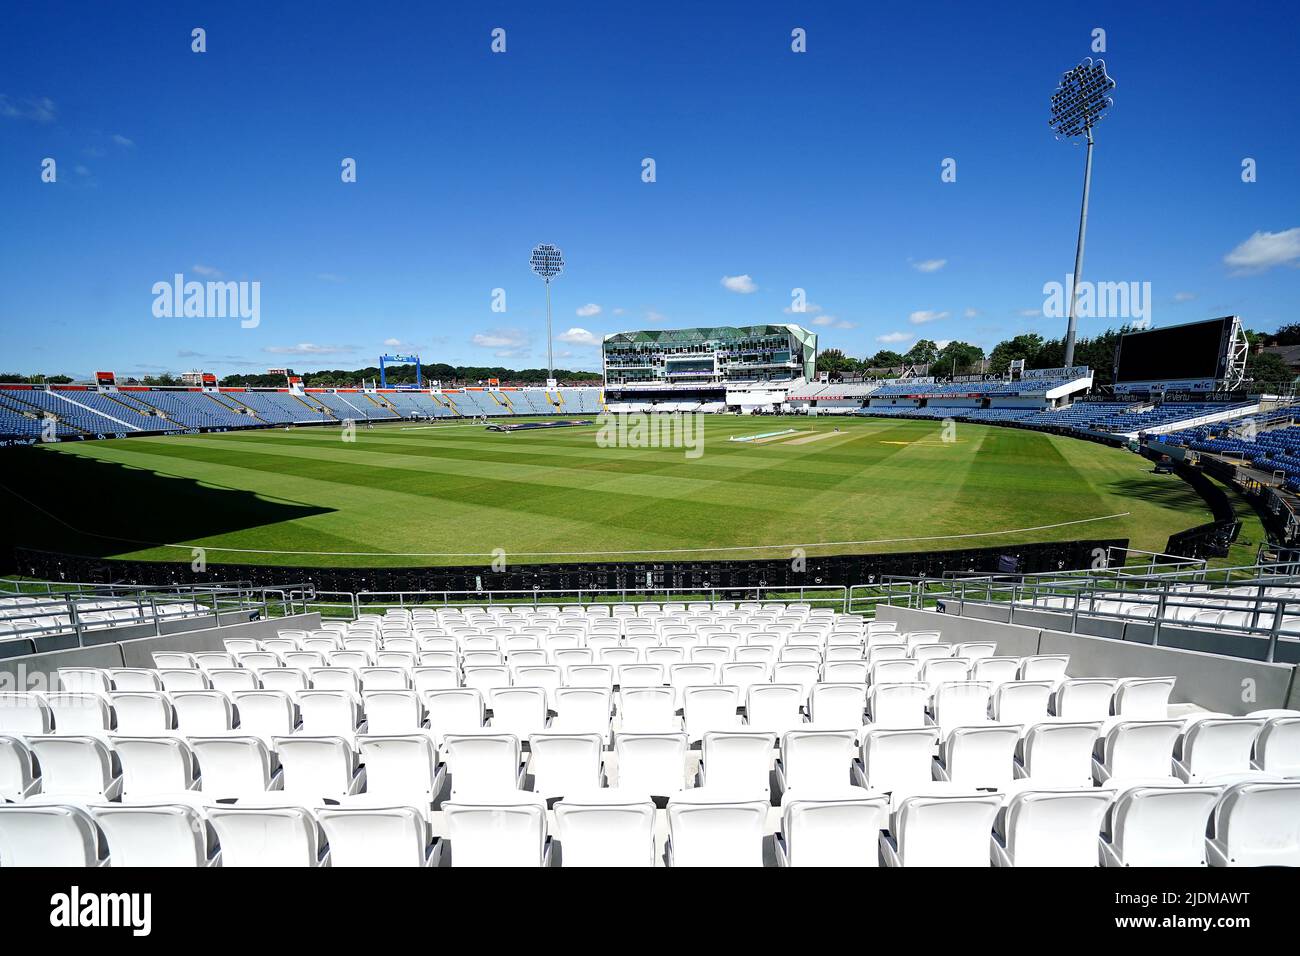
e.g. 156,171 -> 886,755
0,591 -> 1298,867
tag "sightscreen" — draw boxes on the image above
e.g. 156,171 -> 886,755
1114,317 -> 1232,383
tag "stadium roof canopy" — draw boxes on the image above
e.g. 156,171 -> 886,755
603,324 -> 815,346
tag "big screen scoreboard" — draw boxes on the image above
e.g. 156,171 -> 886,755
1113,316 -> 1238,392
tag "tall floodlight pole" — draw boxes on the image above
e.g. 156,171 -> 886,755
1050,58 -> 1116,368
530,243 -> 565,381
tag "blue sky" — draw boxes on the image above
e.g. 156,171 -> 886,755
1,1 -> 1297,379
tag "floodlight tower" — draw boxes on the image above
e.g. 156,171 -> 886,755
530,243 -> 565,381
1050,58 -> 1116,368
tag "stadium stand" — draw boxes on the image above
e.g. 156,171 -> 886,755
1,597 -> 1296,866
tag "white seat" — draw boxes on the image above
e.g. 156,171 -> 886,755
777,789 -> 889,867
698,730 -> 775,797
1099,783 -> 1222,866
668,663 -> 718,708
969,657 -> 1021,689
990,680 -> 1053,724
550,687 -> 612,739
231,690 -> 298,741
512,665 -> 561,710
1019,655 -> 1069,682
666,790 -> 769,867
206,805 -> 329,867
257,668 -> 308,693
854,726 -> 941,794
553,791 -> 658,867
88,802 -> 219,867
189,735 -> 282,797
46,692 -> 114,735
207,667 -> 260,695
58,667 -> 113,694
423,689 -> 485,745
991,786 -> 1113,867
26,735 -> 122,798
109,691 -> 176,735
1050,678 -> 1116,719
357,734 -> 444,808
359,666 -> 411,691
869,659 -> 920,686
442,732 -> 525,798
618,686 -> 678,734
172,690 -> 235,735
746,683 -> 806,736
911,643 -> 953,663
462,665 -> 511,696
0,734 -> 41,801
489,687 -> 549,741
868,681 -> 930,728
315,805 -> 437,866
775,728 -> 857,799
412,666 -> 459,694
1112,677 -> 1176,719
932,724 -> 1019,788
880,791 -> 1002,867
919,658 -> 970,694
682,684 -> 742,743
822,660 -> 870,684
1252,713 -> 1300,775
1173,716 -> 1266,782
617,663 -> 665,689
296,689 -> 365,741
110,735 -> 201,797
1015,721 -> 1102,786
719,661 -> 770,695
808,683 -> 867,730
1093,719 -> 1183,784
613,732 -> 689,799
526,732 -> 605,797
272,735 -> 365,799
106,669 -> 163,692
772,661 -> 820,699
1206,779 -> 1300,867
930,681 -> 992,734
952,642 -> 997,661
442,792 -> 551,867
0,804 -> 109,866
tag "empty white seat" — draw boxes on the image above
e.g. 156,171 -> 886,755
666,790 -> 769,867
930,681 -> 992,733
776,789 -> 889,867
111,735 -> 201,796
614,732 -> 689,799
89,802 -> 220,867
1252,713 -> 1300,776
0,804 -> 109,866
189,735 -> 281,797
991,786 -> 1113,867
527,732 -> 605,797
106,669 -> 163,692
172,690 -> 235,735
668,663 -> 718,708
868,682 -> 930,729
911,643 -> 953,663
854,726 -> 941,794
745,683 -> 806,736
720,661 -> 770,695
1206,779 -> 1300,867
808,682 -> 867,730
206,805 -> 329,867
412,666 -> 459,694
442,732 -> 525,799
442,792 -> 551,867
46,692 -> 114,735
1099,783 -> 1222,866
698,730 -> 775,797
423,689 -> 485,745
489,687 -> 549,741
869,659 -> 920,686
880,791 -> 1003,867
362,690 -> 426,736
152,652 -> 195,669
359,666 -> 411,691
463,665 -> 511,696
109,691 -> 176,735
551,687 -> 613,739
1050,678 -> 1116,720
990,680 -> 1053,724
512,665 -> 561,709
257,668 -> 308,693
1113,677 -> 1176,719
357,734 -> 444,808
231,690 -> 298,741
822,660 -> 870,684
1093,719 -> 1183,784
207,667 -> 260,695
315,805 -> 437,866
26,735 -> 122,799
274,734 -> 365,799
683,684 -> 742,743
932,724 -> 1019,788
969,657 -> 1021,688
1015,720 -> 1102,786
775,728 -> 857,799
1173,716 -> 1266,782
58,667 -> 112,694
553,791 -> 658,867
0,734 -> 41,801
296,689 -> 365,740
618,686 -> 679,734
952,642 -> 997,660
919,658 -> 970,693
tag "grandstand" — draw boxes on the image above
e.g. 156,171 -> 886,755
0,574 -> 1297,867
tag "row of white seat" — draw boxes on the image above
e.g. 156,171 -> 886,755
4,736 -> 1298,866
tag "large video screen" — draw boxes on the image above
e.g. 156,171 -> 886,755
1114,317 -> 1233,383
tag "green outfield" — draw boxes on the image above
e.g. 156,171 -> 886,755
0,415 -> 1257,568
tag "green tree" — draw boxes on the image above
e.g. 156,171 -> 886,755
987,333 -> 1045,374
905,339 -> 938,365
1247,350 -> 1294,391
934,341 -> 985,376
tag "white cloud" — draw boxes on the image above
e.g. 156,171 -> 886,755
811,315 -> 855,330
472,330 -> 528,349
1018,308 -> 1043,318
558,327 -> 600,347
612,307 -> 625,316
784,302 -> 823,315
963,308 -> 979,319
1173,291 -> 1196,303
192,264 -> 222,277
1224,228 -> 1300,273
575,303 -> 602,317
721,274 -> 757,294
112,133 -> 135,148
0,94 -> 56,123
644,310 -> 667,324
264,343 -> 360,356
383,338 -> 402,347
877,331 -> 913,344
910,258 -> 947,273
74,164 -> 90,177
909,310 -> 949,325
935,339 -> 953,350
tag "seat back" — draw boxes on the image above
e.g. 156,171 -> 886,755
941,724 -> 1019,788
316,806 -> 432,867
207,806 -> 326,867
868,681 -> 929,728
0,804 -> 108,866
189,735 -> 277,797
1002,788 -> 1112,866
1210,780 -> 1300,866
89,803 -> 213,867
1104,719 -> 1183,780
614,732 -> 689,797
273,734 -> 358,799
489,687 -> 549,740
782,793 -> 889,867
357,734 -> 440,802
700,730 -> 775,796
1052,678 -> 1115,719
363,689 -> 425,736
1254,715 -> 1300,776
28,735 -> 118,797
780,729 -> 856,793
682,685 -> 740,742
1182,717 -> 1265,778
172,691 -> 235,735
990,680 -> 1053,724
1114,677 -> 1176,719
109,692 -> 175,735
443,794 -> 548,867
1020,721 -> 1102,786
893,792 -> 1002,866
667,793 -> 768,867
1109,785 -> 1221,866
618,686 -> 677,733
46,692 -> 113,734
860,727 -> 940,793
442,733 -> 521,798
111,736 -> 198,797
553,795 -> 657,867
0,734 -> 39,801
527,733 -> 604,797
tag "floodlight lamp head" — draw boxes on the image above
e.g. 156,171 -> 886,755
1049,57 -> 1116,140
530,243 -> 565,280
